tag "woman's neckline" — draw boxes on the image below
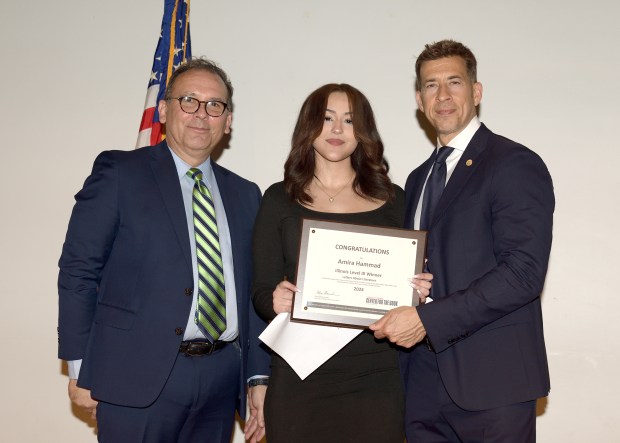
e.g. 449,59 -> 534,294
295,199 -> 388,216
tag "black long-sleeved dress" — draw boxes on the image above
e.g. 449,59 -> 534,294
252,181 -> 406,443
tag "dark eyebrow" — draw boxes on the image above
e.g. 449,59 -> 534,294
424,74 -> 463,83
181,92 -> 227,102
325,108 -> 353,115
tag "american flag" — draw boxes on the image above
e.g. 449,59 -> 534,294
136,0 -> 192,148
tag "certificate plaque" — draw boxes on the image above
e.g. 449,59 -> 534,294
291,218 -> 427,328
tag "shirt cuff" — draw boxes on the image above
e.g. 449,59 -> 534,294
247,375 -> 269,384
67,360 -> 82,379
248,377 -> 269,387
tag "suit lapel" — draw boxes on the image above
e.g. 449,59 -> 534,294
212,162 -> 235,241
149,142 -> 193,272
211,162 -> 242,295
431,124 -> 490,227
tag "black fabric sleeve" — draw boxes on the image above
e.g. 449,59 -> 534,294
252,184 -> 286,322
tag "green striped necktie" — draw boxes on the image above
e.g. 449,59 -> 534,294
187,168 -> 226,341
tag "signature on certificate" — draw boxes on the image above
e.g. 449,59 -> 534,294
314,289 -> 339,301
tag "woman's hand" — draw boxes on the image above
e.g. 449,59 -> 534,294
244,385 -> 267,442
272,280 -> 299,314
409,273 -> 433,304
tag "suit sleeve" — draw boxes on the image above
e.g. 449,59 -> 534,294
245,183 -> 272,377
418,147 -> 554,352
58,151 -> 120,360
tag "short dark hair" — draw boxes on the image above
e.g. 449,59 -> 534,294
284,83 -> 394,204
164,57 -> 234,107
415,40 -> 477,91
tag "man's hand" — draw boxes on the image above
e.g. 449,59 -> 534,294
244,385 -> 267,442
68,379 -> 98,420
369,306 -> 426,348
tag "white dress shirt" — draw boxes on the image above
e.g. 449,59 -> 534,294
413,116 -> 481,230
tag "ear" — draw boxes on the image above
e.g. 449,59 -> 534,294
158,100 -> 168,124
415,90 -> 424,112
473,82 -> 483,107
224,111 -> 232,135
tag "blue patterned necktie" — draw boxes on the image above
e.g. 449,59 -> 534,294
187,168 -> 226,341
420,146 -> 454,230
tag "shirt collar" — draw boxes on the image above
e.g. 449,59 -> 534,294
436,116 -> 481,152
167,146 -> 215,186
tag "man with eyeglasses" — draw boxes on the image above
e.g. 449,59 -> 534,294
58,58 -> 270,443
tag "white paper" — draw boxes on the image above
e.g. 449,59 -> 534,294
259,313 -> 362,380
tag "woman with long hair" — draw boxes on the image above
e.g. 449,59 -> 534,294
252,84 -> 431,442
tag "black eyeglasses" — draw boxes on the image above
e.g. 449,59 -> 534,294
168,96 -> 228,117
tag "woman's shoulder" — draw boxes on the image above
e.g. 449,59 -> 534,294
390,184 -> 405,207
391,183 -> 405,198
261,181 -> 294,210
263,181 -> 287,198
375,184 -> 405,225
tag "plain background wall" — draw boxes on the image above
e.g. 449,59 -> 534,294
1,0 -> 618,441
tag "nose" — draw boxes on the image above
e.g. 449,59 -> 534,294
194,103 -> 209,119
436,83 -> 451,102
332,121 -> 343,134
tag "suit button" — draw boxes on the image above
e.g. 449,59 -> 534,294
175,328 -> 184,335
184,288 -> 193,296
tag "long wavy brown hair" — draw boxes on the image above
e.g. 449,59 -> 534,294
284,84 -> 394,205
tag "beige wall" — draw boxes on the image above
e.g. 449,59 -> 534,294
1,0 -> 618,441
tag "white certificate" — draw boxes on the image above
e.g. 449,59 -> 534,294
291,219 -> 427,328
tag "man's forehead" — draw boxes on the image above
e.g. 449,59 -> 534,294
421,57 -> 467,76
171,70 -> 227,94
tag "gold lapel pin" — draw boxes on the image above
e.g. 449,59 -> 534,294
466,159 -> 473,166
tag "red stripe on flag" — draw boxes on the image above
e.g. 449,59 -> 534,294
150,122 -> 163,146
139,107 -> 156,132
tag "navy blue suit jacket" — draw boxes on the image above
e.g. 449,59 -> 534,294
58,142 -> 270,417
402,124 -> 554,411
